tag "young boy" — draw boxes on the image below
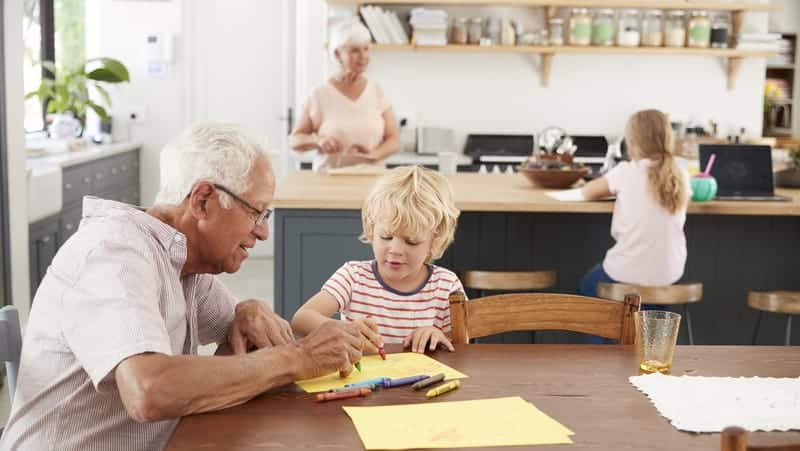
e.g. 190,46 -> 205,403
292,166 -> 464,353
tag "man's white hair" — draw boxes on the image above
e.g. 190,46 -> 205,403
154,122 -> 271,208
329,18 -> 372,64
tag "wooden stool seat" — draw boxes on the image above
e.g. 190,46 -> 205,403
460,270 -> 557,291
748,291 -> 799,346
597,282 -> 703,345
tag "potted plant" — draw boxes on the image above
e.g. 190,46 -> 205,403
25,57 -> 130,138
775,145 -> 800,188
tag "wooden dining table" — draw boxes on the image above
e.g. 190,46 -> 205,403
165,345 -> 800,450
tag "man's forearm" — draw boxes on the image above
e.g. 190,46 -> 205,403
117,344 -> 305,422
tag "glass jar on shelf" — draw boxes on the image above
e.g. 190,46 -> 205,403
687,10 -> 711,48
549,17 -> 564,46
641,10 -> 663,47
617,9 -> 641,47
710,13 -> 730,48
568,8 -> 591,46
592,9 -> 615,46
664,10 -> 686,48
451,18 -> 468,44
468,17 -> 483,45
485,16 -> 501,45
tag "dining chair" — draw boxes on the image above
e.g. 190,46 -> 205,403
721,426 -> 800,451
748,291 -> 800,346
597,282 -> 703,345
448,291 -> 641,344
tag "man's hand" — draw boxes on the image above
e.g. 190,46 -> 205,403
295,321 -> 363,380
352,317 -> 383,354
228,300 -> 294,354
402,326 -> 454,353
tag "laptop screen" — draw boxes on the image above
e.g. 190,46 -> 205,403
698,144 -> 775,197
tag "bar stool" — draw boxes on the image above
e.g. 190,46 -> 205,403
460,270 -> 557,295
597,282 -> 703,345
748,291 -> 800,346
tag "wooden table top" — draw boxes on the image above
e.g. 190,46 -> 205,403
272,172 -> 800,216
165,345 -> 800,451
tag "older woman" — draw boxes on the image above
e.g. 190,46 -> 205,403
291,19 -> 400,170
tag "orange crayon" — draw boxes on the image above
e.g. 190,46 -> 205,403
315,387 -> 371,402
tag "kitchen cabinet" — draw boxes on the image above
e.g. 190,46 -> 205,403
28,148 -> 140,299
329,0 -> 776,90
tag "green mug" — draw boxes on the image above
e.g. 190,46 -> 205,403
691,175 -> 717,202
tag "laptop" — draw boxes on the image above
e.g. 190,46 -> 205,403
698,144 -> 789,202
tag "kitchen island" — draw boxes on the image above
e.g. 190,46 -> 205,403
273,172 -> 800,345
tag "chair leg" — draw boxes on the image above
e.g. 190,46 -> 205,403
682,304 -> 695,345
752,311 -> 763,345
785,315 -> 793,346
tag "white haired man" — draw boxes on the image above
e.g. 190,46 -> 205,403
0,123 -> 363,451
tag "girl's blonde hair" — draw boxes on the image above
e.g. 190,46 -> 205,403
361,166 -> 460,262
626,109 -> 688,215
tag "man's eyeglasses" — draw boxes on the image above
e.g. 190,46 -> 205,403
213,184 -> 272,228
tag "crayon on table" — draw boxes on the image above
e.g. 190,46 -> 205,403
345,377 -> 389,389
354,361 -> 362,372
411,373 -> 445,391
315,388 -> 371,402
382,375 -> 429,388
426,380 -> 460,399
378,347 -> 386,360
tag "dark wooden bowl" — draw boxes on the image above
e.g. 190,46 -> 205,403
518,166 -> 589,189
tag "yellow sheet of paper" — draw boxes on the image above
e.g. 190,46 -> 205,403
344,396 -> 574,450
295,352 -> 467,393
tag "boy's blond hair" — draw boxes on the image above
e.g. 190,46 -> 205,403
360,166 -> 460,262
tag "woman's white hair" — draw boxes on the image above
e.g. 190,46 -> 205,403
154,122 -> 271,207
329,18 -> 372,64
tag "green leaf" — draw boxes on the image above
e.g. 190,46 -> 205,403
86,57 -> 130,82
87,101 -> 109,121
93,84 -> 112,107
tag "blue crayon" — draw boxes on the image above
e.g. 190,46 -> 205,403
344,377 -> 389,389
382,375 -> 429,388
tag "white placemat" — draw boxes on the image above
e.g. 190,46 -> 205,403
629,373 -> 800,432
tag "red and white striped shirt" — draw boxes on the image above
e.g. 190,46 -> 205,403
322,260 -> 464,342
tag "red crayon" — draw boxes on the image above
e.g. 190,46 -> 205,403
378,347 -> 387,360
315,387 -> 371,402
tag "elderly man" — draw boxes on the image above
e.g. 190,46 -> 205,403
0,123 -> 363,450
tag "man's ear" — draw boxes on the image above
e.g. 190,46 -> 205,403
189,182 -> 214,219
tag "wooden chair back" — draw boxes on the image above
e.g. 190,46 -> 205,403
460,270 -> 557,291
449,291 -> 641,344
721,426 -> 800,451
747,291 -> 800,315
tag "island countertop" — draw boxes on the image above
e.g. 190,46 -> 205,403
273,172 -> 800,216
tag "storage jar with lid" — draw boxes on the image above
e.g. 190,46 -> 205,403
452,18 -> 468,44
687,10 -> 711,48
569,8 -> 591,46
549,17 -> 564,45
617,9 -> 640,47
468,17 -> 483,44
710,13 -> 729,48
664,11 -> 686,47
641,10 -> 662,47
592,9 -> 615,46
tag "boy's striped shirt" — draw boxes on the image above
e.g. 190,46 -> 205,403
322,260 -> 465,343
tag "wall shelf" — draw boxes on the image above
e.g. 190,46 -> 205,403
332,0 -> 775,12
371,44 -> 775,89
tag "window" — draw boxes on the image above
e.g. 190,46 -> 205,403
23,0 -> 86,133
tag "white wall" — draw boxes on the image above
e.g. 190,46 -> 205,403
87,0 -> 187,206
768,0 -> 800,33
312,4 -> 771,148
5,1 -> 31,319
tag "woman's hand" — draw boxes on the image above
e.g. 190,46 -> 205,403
350,144 -> 374,159
403,327 -> 454,353
352,317 -> 383,354
317,136 -> 341,154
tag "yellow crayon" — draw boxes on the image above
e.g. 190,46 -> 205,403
425,380 -> 460,398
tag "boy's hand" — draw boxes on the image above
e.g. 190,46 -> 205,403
352,317 -> 383,354
403,327 -> 454,353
